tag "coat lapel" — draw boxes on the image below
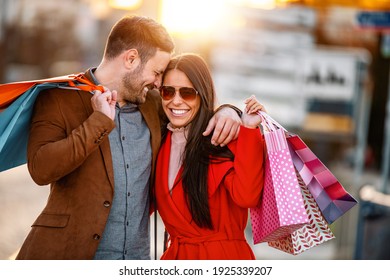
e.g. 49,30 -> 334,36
139,91 -> 162,180
79,70 -> 115,192
156,133 -> 201,236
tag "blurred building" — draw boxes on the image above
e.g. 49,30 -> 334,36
1,0 -> 390,260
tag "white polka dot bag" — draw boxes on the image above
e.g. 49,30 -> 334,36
267,169 -> 335,255
250,113 -> 309,244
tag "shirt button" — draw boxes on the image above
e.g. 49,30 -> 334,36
127,192 -> 130,196
126,164 -> 129,169
103,201 -> 111,208
93,234 -> 100,240
122,136 -> 125,140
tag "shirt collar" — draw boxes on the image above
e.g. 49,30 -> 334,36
88,67 -> 99,85
88,67 -> 138,111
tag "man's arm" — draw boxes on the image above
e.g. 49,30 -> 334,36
203,104 -> 242,147
27,88 -> 116,185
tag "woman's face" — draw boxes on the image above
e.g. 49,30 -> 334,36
161,69 -> 201,129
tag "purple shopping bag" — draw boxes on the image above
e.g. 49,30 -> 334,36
287,134 -> 358,224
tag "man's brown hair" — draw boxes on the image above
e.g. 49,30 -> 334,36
104,15 -> 175,62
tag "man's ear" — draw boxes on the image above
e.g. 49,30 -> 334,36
124,49 -> 139,68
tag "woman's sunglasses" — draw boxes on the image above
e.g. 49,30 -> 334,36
159,86 -> 198,101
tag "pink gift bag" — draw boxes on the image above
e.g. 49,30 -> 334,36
268,170 -> 335,255
287,134 -> 357,224
258,112 -> 358,224
250,116 -> 309,244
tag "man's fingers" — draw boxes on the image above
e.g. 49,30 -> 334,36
204,106 -> 242,146
92,89 -> 102,97
210,119 -> 226,146
211,118 -> 241,147
202,116 -> 216,137
111,90 -> 118,104
215,119 -> 240,147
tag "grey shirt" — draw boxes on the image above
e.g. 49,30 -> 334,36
90,70 -> 152,260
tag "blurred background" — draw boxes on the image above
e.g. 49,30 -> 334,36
1,0 -> 390,260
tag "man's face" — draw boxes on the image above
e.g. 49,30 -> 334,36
122,50 -> 171,105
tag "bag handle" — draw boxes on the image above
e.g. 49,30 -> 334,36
257,111 -> 287,133
66,73 -> 104,93
0,73 -> 104,109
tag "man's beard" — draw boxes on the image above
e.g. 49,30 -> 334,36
122,63 -> 149,105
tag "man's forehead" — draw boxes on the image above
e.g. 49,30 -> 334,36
148,50 -> 171,70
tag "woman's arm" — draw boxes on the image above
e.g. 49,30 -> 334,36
224,96 -> 266,207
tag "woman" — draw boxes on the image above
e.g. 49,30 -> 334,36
154,53 -> 265,260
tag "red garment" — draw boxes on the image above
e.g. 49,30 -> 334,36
155,126 -> 265,260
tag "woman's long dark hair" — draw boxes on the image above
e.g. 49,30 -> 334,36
162,53 -> 234,229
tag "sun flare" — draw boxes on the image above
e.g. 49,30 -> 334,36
160,0 -> 228,36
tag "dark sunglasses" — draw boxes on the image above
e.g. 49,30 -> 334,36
159,86 -> 198,101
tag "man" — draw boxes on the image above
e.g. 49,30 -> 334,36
16,15 -> 241,260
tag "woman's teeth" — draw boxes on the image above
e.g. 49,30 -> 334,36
172,109 -> 187,115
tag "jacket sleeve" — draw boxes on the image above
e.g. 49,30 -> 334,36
223,126 -> 265,208
27,89 -> 115,185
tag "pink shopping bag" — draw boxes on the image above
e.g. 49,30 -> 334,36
250,117 -> 309,244
287,134 -> 358,224
268,170 -> 335,255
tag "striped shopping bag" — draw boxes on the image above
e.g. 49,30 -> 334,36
287,134 -> 358,224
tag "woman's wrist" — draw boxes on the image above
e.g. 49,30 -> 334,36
241,123 -> 260,129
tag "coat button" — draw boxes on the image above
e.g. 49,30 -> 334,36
93,234 -> 100,240
103,201 -> 111,208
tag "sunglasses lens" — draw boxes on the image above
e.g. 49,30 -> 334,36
160,86 -> 198,101
160,86 -> 175,100
179,87 -> 197,101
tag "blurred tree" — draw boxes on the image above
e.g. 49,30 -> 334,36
0,3 -> 82,82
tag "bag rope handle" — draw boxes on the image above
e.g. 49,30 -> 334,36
257,111 -> 288,133
67,73 -> 104,93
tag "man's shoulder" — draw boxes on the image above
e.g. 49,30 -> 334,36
144,89 -> 161,107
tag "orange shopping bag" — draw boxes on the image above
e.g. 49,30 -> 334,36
0,73 -> 103,171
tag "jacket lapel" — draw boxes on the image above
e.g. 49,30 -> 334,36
156,133 -> 200,236
139,92 -> 162,180
80,69 -> 115,191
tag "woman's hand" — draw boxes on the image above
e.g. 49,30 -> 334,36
241,95 -> 266,129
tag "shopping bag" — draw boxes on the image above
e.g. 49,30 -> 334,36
250,116 -> 309,244
268,170 -> 335,255
287,134 -> 358,224
0,73 -> 103,172
259,112 -> 358,224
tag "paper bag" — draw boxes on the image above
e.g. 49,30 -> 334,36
250,122 -> 309,244
268,170 -> 335,255
288,134 -> 358,224
0,74 -> 103,172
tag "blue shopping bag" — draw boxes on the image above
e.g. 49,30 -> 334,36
0,74 -> 103,172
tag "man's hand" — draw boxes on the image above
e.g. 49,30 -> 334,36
91,87 -> 117,120
203,106 -> 242,147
